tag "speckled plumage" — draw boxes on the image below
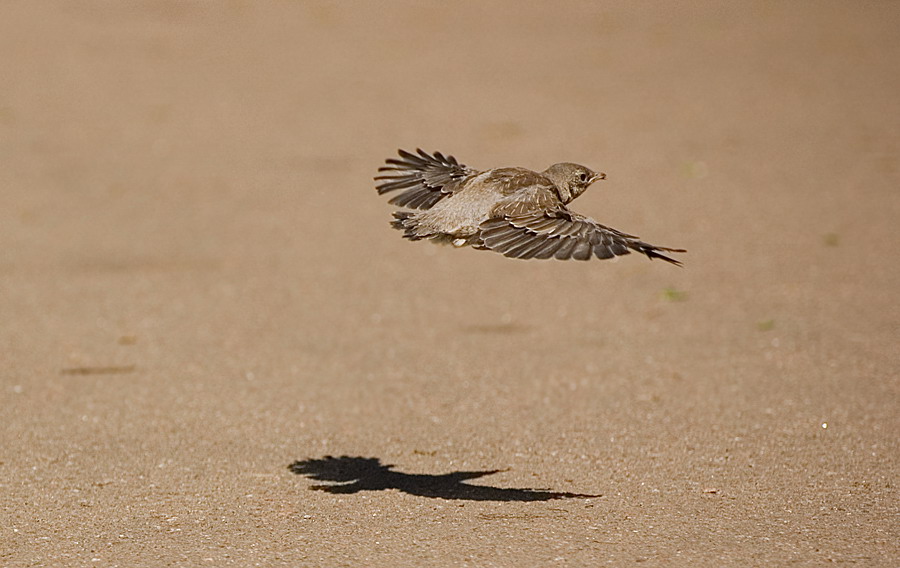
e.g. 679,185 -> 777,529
375,149 -> 685,264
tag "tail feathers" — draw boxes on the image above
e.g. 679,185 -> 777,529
391,211 -> 427,240
391,211 -> 464,246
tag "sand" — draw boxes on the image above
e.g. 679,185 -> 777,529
2,2 -> 898,566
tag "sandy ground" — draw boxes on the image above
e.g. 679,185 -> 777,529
2,2 -> 898,566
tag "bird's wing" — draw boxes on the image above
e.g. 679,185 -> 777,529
480,210 -> 686,264
375,149 -> 477,210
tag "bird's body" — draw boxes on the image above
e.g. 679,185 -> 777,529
375,149 -> 685,264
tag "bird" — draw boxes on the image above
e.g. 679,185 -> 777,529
375,149 -> 686,265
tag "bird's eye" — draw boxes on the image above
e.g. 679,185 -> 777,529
579,173 -> 588,182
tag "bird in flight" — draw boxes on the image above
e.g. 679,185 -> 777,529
375,149 -> 685,265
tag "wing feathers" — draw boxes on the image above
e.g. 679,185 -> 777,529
375,148 -> 475,210
480,211 -> 685,264
553,238 -> 578,260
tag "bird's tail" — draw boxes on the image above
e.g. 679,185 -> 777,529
391,211 -> 426,240
391,211 -> 461,245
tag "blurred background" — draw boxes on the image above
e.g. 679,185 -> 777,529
2,2 -> 898,565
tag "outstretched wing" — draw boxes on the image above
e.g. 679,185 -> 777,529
480,210 -> 686,264
375,149 -> 477,210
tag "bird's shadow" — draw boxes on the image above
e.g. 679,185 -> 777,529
288,455 -> 599,502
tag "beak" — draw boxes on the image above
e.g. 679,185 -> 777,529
590,172 -> 606,183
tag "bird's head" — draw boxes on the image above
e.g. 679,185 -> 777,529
542,163 -> 606,204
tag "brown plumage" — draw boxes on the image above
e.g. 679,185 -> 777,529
375,149 -> 686,265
